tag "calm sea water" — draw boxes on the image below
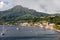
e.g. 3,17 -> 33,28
0,25 -> 60,40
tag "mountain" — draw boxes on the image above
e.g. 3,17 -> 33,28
0,5 -> 49,22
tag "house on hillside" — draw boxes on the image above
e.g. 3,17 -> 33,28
48,23 -> 55,29
42,21 -> 49,28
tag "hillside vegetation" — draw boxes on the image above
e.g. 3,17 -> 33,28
0,5 -> 49,24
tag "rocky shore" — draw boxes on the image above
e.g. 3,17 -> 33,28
2,22 -> 60,33
54,28 -> 60,33
18,22 -> 60,32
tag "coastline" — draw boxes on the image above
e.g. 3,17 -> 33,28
16,22 -> 60,33
54,28 -> 60,33
0,22 -> 60,33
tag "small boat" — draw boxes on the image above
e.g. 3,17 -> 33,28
1,24 -> 5,36
1,32 -> 5,36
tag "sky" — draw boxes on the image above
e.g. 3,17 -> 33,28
0,0 -> 60,14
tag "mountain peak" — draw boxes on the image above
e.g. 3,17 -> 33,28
11,5 -> 24,11
14,5 -> 22,8
13,5 -> 23,9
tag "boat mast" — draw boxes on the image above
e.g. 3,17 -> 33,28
2,24 -> 5,33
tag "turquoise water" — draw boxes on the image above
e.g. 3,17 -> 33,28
0,25 -> 60,40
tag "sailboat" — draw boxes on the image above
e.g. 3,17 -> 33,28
1,25 -> 5,36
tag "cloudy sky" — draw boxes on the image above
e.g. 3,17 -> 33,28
0,0 -> 60,14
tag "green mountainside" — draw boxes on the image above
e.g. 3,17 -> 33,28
0,5 -> 49,23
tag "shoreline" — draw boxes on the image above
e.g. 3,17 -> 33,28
54,28 -> 60,33
0,22 -> 60,33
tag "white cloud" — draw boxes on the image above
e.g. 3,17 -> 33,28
0,0 -> 15,11
1,0 -> 60,14
14,0 -> 60,14
0,1 -> 4,8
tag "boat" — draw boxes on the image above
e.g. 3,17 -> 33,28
1,32 -> 5,36
1,24 -> 5,36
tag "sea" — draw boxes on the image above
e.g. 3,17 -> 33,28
0,25 -> 60,40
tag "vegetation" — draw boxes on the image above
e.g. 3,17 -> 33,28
0,5 -> 60,30
54,25 -> 60,30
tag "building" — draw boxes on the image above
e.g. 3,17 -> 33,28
49,23 -> 55,29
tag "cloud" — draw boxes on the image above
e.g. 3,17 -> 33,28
0,0 -> 15,11
13,0 -> 60,14
0,0 -> 60,14
0,1 -> 4,8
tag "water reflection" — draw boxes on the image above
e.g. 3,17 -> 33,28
0,25 -> 60,40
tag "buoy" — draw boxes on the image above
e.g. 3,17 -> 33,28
16,28 -> 19,30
